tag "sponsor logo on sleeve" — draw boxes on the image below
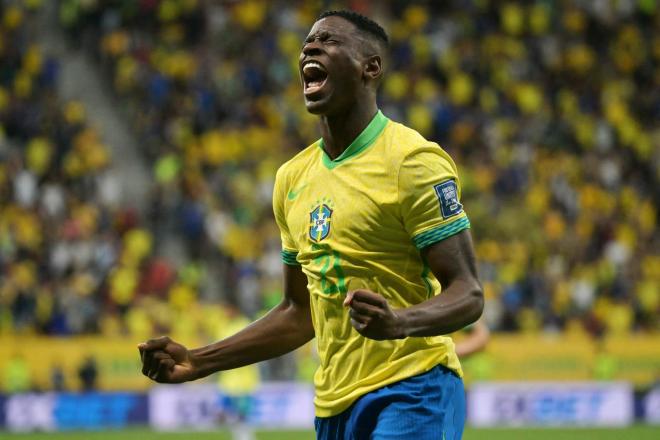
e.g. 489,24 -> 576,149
434,180 -> 463,219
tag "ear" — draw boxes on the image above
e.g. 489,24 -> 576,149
363,55 -> 383,83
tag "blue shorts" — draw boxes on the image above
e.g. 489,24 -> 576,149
314,364 -> 465,440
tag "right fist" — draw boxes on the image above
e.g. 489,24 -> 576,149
138,336 -> 197,383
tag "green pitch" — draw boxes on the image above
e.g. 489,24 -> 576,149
2,426 -> 659,439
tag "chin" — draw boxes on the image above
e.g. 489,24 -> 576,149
304,93 -> 348,116
305,101 -> 328,115
304,97 -> 331,115
303,83 -> 339,115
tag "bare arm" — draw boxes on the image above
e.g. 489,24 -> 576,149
455,319 -> 490,358
138,264 -> 314,383
399,228 -> 484,336
345,229 -> 483,339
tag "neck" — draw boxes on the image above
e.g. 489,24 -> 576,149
319,99 -> 378,160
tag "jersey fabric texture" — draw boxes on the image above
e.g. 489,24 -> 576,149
272,110 -> 471,417
314,364 -> 465,440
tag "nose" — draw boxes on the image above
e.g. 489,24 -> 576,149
302,40 -> 323,58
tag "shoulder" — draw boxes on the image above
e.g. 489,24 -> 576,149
384,120 -> 457,172
385,119 -> 429,153
275,140 -> 321,185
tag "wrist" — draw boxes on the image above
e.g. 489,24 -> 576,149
393,309 -> 410,339
187,348 -> 207,380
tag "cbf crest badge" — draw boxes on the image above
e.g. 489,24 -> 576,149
309,204 -> 333,242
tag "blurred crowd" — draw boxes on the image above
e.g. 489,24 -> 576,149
0,1 -> 128,337
1,0 -> 658,373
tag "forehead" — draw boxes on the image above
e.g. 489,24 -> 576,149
306,16 -> 357,38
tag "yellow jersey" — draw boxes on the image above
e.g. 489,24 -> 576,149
273,110 -> 470,417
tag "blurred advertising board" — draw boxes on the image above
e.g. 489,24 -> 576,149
4,392 -> 148,431
0,385 -> 314,432
468,382 -> 633,427
645,386 -> 660,425
4,384 -> 660,430
148,385 -> 219,430
149,383 -> 315,430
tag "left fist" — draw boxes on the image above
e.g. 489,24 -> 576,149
343,289 -> 407,340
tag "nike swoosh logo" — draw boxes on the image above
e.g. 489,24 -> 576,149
287,183 -> 309,201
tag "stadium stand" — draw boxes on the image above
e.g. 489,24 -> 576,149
0,2 -> 124,336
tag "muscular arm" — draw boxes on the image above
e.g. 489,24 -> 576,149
190,264 -> 313,376
346,229 -> 483,339
138,264 -> 314,383
400,229 -> 484,336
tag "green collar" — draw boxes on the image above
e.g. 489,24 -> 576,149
319,110 -> 389,170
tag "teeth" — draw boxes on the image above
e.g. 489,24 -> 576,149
303,61 -> 324,73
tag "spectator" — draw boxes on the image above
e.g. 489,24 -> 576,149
3,353 -> 31,394
78,356 -> 98,392
51,361 -> 66,391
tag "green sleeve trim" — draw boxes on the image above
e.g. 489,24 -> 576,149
413,216 -> 471,249
281,249 -> 300,266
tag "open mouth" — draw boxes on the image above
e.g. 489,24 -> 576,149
302,61 -> 328,96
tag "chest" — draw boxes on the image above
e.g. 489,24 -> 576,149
283,164 -> 402,253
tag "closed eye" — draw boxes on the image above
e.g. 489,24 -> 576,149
302,31 -> 341,47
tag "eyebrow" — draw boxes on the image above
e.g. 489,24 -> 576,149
304,30 -> 337,43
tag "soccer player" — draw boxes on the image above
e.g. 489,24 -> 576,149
455,319 -> 491,358
138,10 -> 483,440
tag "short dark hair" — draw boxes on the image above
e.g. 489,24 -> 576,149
318,10 -> 389,46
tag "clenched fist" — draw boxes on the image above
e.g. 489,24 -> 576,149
344,289 -> 407,340
138,336 -> 197,383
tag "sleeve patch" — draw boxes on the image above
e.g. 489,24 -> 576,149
434,180 -> 463,219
